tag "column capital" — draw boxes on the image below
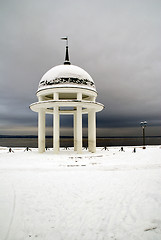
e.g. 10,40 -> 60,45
77,92 -> 82,100
53,92 -> 59,100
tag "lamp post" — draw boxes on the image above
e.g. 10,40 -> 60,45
140,121 -> 147,149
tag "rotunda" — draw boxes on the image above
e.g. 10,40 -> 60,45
30,42 -> 104,153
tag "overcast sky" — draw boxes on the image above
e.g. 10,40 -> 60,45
0,0 -> 161,136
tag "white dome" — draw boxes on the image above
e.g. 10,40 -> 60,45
38,64 -> 96,92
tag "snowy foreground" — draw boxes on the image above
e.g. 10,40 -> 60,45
0,146 -> 161,240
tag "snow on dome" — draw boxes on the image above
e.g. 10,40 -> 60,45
38,64 -> 96,92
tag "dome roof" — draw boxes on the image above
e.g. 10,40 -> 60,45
38,64 -> 96,92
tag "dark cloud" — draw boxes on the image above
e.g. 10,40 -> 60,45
0,0 -> 161,136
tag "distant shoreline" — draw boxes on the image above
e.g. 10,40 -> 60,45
0,135 -> 161,138
0,136 -> 161,148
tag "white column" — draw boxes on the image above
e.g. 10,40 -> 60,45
53,92 -> 60,153
88,109 -> 96,153
74,111 -> 77,151
76,92 -> 82,154
38,109 -> 45,153
76,106 -> 82,154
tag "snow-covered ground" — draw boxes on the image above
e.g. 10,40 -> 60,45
0,146 -> 161,240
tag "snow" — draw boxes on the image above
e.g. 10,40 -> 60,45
39,64 -> 94,85
38,64 -> 96,92
0,146 -> 161,240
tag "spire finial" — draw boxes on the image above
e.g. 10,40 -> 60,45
61,37 -> 71,65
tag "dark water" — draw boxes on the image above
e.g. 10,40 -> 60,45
0,136 -> 161,148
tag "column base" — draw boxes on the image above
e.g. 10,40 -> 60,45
77,144 -> 82,154
53,141 -> 59,154
88,140 -> 96,153
53,148 -> 59,154
74,140 -> 77,151
38,148 -> 45,153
